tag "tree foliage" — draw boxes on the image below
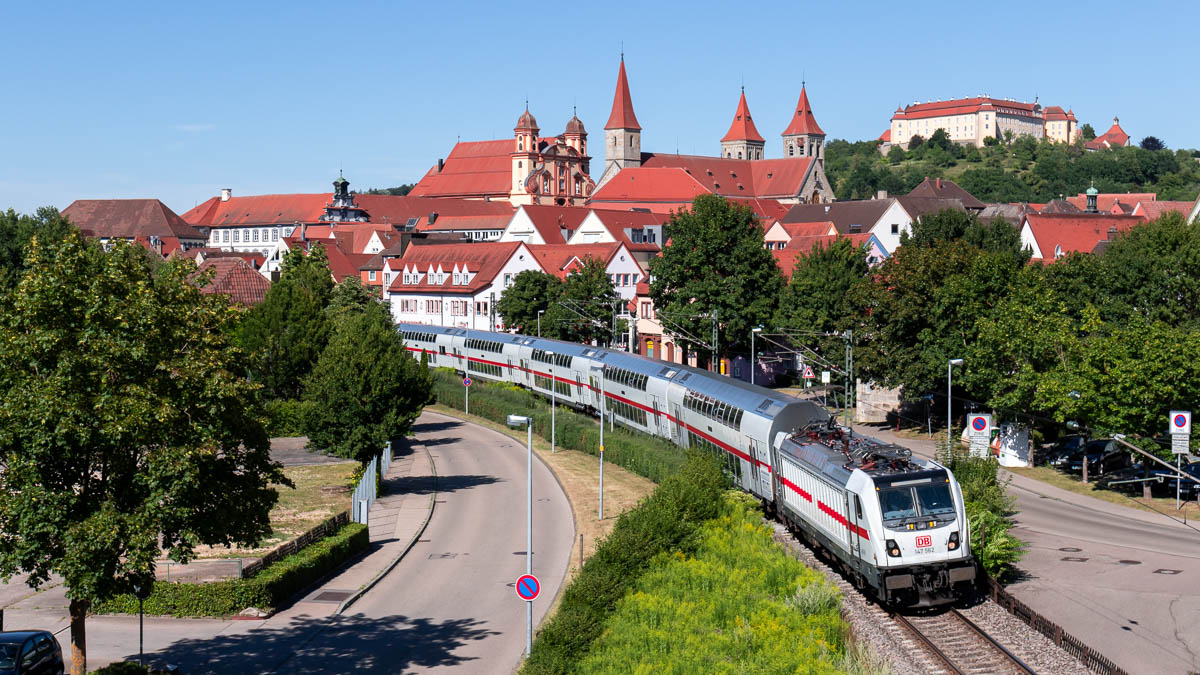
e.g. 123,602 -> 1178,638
542,256 -> 622,345
648,195 -> 784,361
238,244 -> 333,399
0,207 -> 76,289
0,234 -> 285,671
775,238 -> 868,353
302,300 -> 432,464
360,184 -> 415,196
1140,136 -> 1165,151
495,269 -> 562,335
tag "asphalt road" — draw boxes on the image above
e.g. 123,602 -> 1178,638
270,412 -> 575,673
856,424 -> 1200,674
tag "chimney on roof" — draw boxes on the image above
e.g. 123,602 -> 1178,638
428,212 -> 439,225
221,188 -> 232,202
936,178 -> 943,189
437,158 -> 444,173
876,190 -> 888,199
300,223 -> 307,242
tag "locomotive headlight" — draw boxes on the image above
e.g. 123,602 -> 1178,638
948,531 -> 960,551
886,539 -> 901,557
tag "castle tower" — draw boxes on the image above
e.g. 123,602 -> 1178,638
510,107 -> 540,205
598,56 -> 641,187
720,89 -> 765,160
564,109 -> 587,156
781,84 -> 826,160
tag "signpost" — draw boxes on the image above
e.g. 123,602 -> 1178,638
820,370 -> 831,407
802,365 -> 814,389
463,376 -> 471,416
968,414 -> 992,458
516,572 -> 540,656
1170,411 -> 1191,509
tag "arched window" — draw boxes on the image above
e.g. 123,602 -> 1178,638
518,137 -> 524,151
737,151 -> 743,159
788,145 -> 794,157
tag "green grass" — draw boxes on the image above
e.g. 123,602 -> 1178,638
575,491 -> 851,674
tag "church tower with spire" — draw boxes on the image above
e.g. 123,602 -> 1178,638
720,88 -> 765,160
781,84 -> 826,160
598,56 -> 641,188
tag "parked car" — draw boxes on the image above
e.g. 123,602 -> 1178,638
1041,434 -> 1087,466
1094,463 -> 1158,494
1063,440 -> 1131,476
0,631 -> 64,675
1152,461 -> 1200,499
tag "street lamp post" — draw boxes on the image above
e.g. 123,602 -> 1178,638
751,327 -> 762,386
506,414 -> 534,657
948,359 -> 964,451
591,365 -> 605,520
1068,391 -> 1089,483
537,310 -> 545,337
547,351 -> 556,454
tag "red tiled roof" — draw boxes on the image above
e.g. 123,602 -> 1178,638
192,258 -> 271,306
181,194 -> 330,227
1042,106 -> 1068,121
772,248 -> 804,280
408,139 -> 515,199
63,199 -> 206,240
387,241 -> 524,294
781,221 -> 837,239
637,153 -> 815,199
892,97 -> 1039,121
1065,192 -> 1156,212
1085,117 -> 1130,150
1024,213 -> 1142,262
588,167 -> 711,203
1132,200 -> 1193,221
721,90 -> 764,143
907,177 -> 985,210
325,243 -> 374,283
520,204 -> 591,244
782,86 -> 825,136
878,128 -> 891,143
528,243 -> 621,279
604,58 -> 641,130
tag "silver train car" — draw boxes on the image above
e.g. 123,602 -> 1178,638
398,323 -> 976,606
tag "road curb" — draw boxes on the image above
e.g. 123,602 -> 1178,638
335,438 -> 438,615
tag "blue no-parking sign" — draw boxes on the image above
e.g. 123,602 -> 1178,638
515,574 -> 540,601
463,377 -> 472,387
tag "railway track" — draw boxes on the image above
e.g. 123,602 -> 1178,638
892,608 -> 1037,675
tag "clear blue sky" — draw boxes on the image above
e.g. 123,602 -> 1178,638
2,0 -> 1194,216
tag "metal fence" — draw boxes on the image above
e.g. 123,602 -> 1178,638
352,441 -> 393,525
986,577 -> 1130,675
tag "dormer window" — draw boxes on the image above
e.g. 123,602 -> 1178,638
1054,244 -> 1063,259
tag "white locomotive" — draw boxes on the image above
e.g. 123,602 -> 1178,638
398,323 -> 976,606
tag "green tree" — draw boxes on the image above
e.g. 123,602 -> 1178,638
0,234 -> 285,673
900,208 -> 974,247
886,144 -> 906,165
775,237 -> 869,358
324,275 -> 378,322
1140,136 -> 1165,151
0,207 -> 76,289
1093,212 -> 1200,328
543,256 -> 621,345
649,195 -> 784,363
1080,124 -> 1096,141
495,269 -> 563,334
361,184 -> 415,196
302,301 -> 432,464
908,134 -> 925,150
238,244 -> 334,399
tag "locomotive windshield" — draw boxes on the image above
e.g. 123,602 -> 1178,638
876,472 -> 957,527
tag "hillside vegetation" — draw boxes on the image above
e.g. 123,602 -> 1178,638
825,132 -> 1200,203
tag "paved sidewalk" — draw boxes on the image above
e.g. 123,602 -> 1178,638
0,436 -> 438,670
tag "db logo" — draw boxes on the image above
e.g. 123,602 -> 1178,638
915,535 -> 932,548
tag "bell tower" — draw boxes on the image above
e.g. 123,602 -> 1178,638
720,88 -> 765,160
781,83 -> 826,161
598,56 -> 641,188
510,106 -> 539,206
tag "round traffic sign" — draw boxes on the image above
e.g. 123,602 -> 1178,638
1174,414 -> 1187,428
515,574 -> 540,601
463,377 -> 472,387
971,416 -> 987,431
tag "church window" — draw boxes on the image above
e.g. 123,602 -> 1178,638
788,145 -> 794,157
542,175 -> 550,192
518,137 -> 524,151
738,151 -> 743,159
518,161 -> 523,169
629,137 -> 634,147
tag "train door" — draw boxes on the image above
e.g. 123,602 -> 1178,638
748,437 -> 772,500
844,493 -> 862,568
651,396 -> 667,439
672,404 -> 687,447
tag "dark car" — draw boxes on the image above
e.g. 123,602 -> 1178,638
0,631 -> 64,675
1064,440 -> 1131,476
1042,434 -> 1087,466
1094,463 -> 1159,494
1153,461 -> 1200,499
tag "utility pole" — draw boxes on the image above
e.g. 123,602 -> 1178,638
711,309 -> 719,373
844,330 -> 854,425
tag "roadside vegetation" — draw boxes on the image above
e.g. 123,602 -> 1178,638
937,447 -> 1024,578
576,491 -> 854,674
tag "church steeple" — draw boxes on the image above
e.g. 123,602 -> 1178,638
598,56 -> 642,188
781,84 -> 826,160
720,88 -> 765,160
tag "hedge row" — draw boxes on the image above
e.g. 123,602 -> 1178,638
93,523 -> 368,617
432,369 -> 686,484
521,451 -> 728,674
937,445 -> 1025,578
577,492 -> 849,673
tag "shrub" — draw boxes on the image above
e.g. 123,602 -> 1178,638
938,445 -> 1025,577
432,370 -> 686,484
522,452 -> 727,674
574,492 -> 846,674
264,398 -> 311,437
93,523 -> 368,617
92,664 -> 149,675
